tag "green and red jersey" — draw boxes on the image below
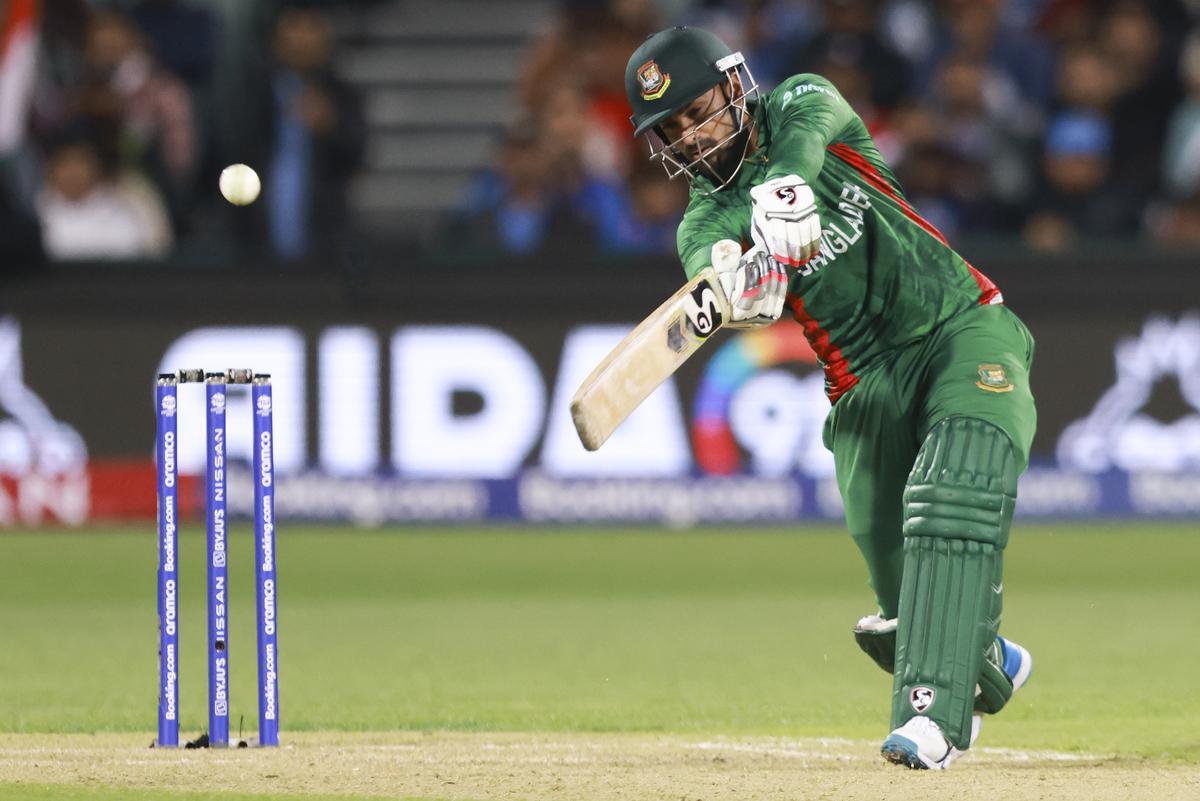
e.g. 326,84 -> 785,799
676,74 -> 1001,403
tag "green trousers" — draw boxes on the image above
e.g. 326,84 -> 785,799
822,303 -> 1037,618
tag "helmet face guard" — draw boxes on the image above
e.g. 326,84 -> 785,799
645,54 -> 759,195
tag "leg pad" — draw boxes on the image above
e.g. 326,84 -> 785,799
854,615 -> 897,674
892,417 -> 1020,749
976,639 -> 1014,714
855,615 -> 1015,714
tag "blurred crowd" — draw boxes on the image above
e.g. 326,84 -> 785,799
452,0 -> 1200,257
0,0 -> 363,266
6,0 -> 1200,266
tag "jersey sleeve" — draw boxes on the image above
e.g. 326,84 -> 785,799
763,74 -> 859,184
676,194 -> 742,279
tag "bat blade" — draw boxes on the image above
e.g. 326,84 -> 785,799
570,267 -> 728,451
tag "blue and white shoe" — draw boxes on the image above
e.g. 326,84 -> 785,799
881,635 -> 1033,769
961,635 -> 1033,757
996,635 -> 1033,692
881,715 -> 977,770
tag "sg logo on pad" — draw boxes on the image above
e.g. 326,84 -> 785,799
910,686 -> 936,713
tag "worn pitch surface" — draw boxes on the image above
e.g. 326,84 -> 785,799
0,525 -> 1196,800
1,732 -> 1197,801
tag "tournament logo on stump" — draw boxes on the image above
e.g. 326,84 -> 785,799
910,686 -> 936,714
638,60 -> 671,100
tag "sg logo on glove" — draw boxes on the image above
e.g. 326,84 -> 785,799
750,175 -> 822,267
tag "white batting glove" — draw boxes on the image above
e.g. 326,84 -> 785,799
710,239 -> 788,329
749,175 -> 822,267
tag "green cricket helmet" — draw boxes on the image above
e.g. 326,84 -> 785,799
625,26 -> 758,192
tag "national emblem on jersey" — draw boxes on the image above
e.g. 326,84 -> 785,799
638,60 -> 671,100
976,364 -> 1014,393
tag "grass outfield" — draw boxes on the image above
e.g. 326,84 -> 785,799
0,523 -> 1197,800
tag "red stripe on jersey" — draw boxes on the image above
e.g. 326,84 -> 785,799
826,142 -> 1002,305
786,292 -> 859,404
966,264 -> 1002,305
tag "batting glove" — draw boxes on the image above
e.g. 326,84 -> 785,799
749,175 -> 821,267
711,239 -> 788,329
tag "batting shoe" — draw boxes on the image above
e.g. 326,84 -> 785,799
881,636 -> 1033,770
963,634 -> 1034,749
881,715 -> 979,770
972,634 -> 1034,737
995,635 -> 1034,692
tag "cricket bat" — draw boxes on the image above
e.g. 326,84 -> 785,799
570,267 -> 730,451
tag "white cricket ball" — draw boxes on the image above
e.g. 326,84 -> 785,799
219,163 -> 261,206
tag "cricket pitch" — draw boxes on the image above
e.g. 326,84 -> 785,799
0,733 -> 1196,801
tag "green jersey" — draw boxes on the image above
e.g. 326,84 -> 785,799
676,74 -> 1001,403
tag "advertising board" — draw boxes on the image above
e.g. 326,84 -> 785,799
2,258 -> 1197,524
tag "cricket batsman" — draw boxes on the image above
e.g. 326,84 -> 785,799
624,27 -> 1035,768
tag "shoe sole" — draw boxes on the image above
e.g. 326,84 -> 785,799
881,735 -> 936,770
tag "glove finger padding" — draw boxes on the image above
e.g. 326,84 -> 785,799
786,223 -> 803,266
780,216 -> 821,265
766,257 -> 788,319
855,614 -> 898,674
736,250 -> 765,312
741,250 -> 787,315
712,243 -> 788,329
800,215 -> 822,263
770,221 -> 791,266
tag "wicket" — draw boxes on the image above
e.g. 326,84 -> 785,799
156,368 -> 280,748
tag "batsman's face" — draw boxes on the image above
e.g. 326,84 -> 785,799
659,85 -> 737,162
